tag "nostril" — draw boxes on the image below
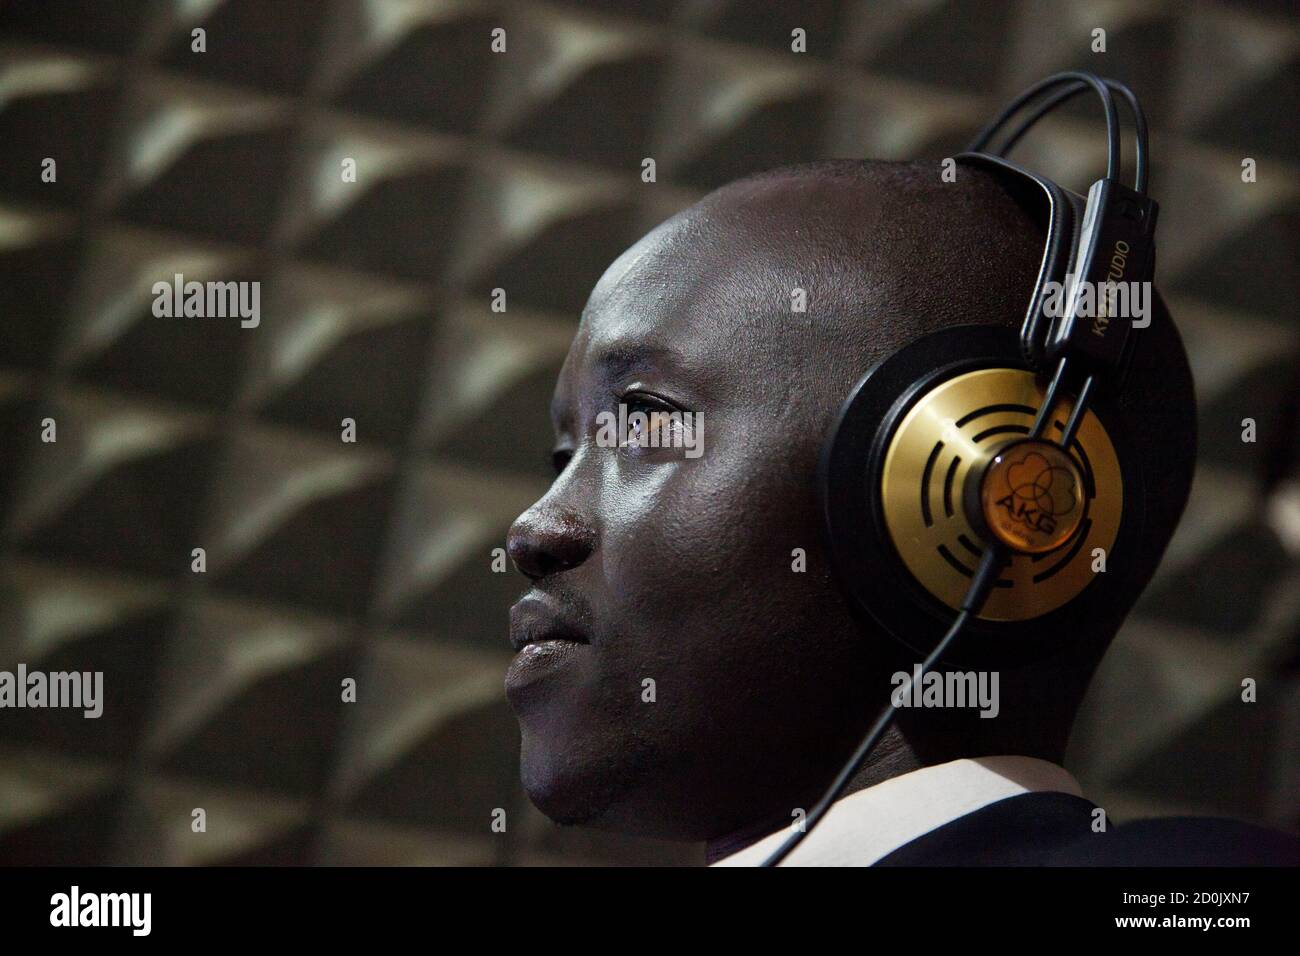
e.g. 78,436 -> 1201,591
506,512 -> 594,580
513,542 -> 581,580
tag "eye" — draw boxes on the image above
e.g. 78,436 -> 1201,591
551,448 -> 573,475
615,390 -> 693,453
624,394 -> 669,435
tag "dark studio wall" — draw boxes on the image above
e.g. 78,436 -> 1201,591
0,0 -> 1296,865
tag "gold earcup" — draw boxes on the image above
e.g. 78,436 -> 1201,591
880,367 -> 1122,621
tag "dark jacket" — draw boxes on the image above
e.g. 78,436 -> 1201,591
874,792 -> 1300,866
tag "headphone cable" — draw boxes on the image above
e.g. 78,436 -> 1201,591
758,545 -> 1005,867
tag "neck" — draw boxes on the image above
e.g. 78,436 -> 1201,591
704,725 -> 923,864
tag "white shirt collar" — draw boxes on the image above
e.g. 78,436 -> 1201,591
710,755 -> 1083,867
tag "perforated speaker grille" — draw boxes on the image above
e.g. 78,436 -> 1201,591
880,368 -> 1122,620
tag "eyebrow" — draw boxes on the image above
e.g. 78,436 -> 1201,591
594,342 -> 684,384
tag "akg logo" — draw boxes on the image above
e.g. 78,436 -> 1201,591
994,452 -> 1077,535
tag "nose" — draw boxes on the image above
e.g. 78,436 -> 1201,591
506,508 -> 595,580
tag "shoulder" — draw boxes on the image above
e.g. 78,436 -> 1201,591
875,792 -> 1300,866
1050,814 -> 1300,867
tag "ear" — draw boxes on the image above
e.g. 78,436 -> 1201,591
819,325 -> 1143,669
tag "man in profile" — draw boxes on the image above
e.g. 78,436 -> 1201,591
503,160 -> 1298,865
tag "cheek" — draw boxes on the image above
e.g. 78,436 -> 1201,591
577,441 -> 865,779
594,442 -> 826,665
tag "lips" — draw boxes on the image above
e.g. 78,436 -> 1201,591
506,592 -> 589,694
508,592 -> 589,651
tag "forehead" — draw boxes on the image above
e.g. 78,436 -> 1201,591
548,179 -> 883,429
546,218 -> 740,428
584,214 -> 720,334
566,210 -> 777,375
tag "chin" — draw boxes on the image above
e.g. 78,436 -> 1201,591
517,727 -> 607,827
517,721 -> 669,834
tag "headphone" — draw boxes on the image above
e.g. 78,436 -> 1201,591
762,72 -> 1159,866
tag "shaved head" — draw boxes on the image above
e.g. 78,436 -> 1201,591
582,161 -> 1044,399
506,160 -> 1195,843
